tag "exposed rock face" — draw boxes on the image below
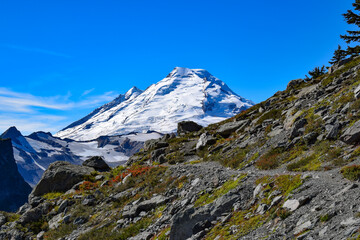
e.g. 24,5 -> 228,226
341,120 -> 360,144
0,139 -> 31,212
216,120 -> 248,137
82,156 -> 111,172
30,161 -> 94,197
177,121 -> 203,135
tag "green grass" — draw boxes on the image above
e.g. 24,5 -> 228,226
341,165 -> 360,181
194,174 -> 246,207
320,214 -> 330,222
257,109 -> 283,126
42,192 -> 63,200
286,154 -> 321,171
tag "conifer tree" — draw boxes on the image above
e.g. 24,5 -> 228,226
305,66 -> 326,81
329,45 -> 347,64
341,0 -> 360,54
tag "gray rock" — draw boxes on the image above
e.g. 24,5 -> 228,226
217,120 -> 248,138
144,140 -> 169,151
82,156 -> 111,172
256,204 -> 268,215
283,199 -> 300,212
335,183 -> 358,197
287,79 -> 304,89
170,185 -> 252,240
303,132 -> 318,145
48,213 -> 63,230
341,120 -> 360,144
36,231 -> 45,240
325,123 -> 340,140
355,84 -> 360,99
318,226 -> 328,238
73,217 -> 87,225
0,213 -> 6,226
270,196 -> 282,208
294,220 -> 312,235
290,119 -> 307,139
177,121 -> 203,135
122,195 -> 170,218
82,195 -> 96,206
30,161 -> 94,197
19,202 -> 52,224
340,217 -> 360,226
128,231 -> 154,240
57,200 -> 69,213
196,133 -> 216,150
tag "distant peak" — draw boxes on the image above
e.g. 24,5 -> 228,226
125,86 -> 143,100
1,126 -> 23,140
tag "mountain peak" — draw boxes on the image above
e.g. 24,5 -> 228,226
125,86 -> 143,100
1,126 -> 23,140
56,68 -> 253,141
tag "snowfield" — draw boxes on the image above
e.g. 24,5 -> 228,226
56,67 -> 253,141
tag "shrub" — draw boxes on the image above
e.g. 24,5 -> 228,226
276,208 -> 291,220
194,175 -> 246,207
78,181 -> 98,192
286,154 -> 321,172
255,148 -> 284,170
341,165 -> 360,181
257,109 -> 282,125
320,214 -> 330,222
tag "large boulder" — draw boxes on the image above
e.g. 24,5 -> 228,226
341,120 -> 360,144
286,79 -> 304,90
31,161 -> 94,197
82,156 -> 111,172
216,120 -> 248,138
290,118 -> 307,139
177,121 -> 203,135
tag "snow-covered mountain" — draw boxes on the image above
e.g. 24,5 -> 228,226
1,126 -> 161,186
56,67 -> 254,141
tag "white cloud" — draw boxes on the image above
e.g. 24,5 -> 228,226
0,114 -> 67,134
0,88 -> 119,135
0,88 -> 73,113
81,88 -> 95,96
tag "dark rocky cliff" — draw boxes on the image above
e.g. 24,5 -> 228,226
0,139 -> 31,212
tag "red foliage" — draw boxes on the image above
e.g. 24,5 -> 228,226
111,166 -> 154,183
79,181 -> 98,191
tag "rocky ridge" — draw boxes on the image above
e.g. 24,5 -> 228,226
1,126 -> 160,186
2,58 -> 360,239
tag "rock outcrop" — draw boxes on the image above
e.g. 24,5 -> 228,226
30,161 -> 94,197
177,121 -> 203,135
82,156 -> 111,172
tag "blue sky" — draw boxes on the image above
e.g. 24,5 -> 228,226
0,0 -> 355,134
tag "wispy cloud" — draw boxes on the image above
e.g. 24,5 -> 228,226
1,44 -> 72,58
81,88 -> 95,97
0,88 -> 119,135
0,88 -> 72,113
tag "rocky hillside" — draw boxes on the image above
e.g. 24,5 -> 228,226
2,58 -> 360,239
0,139 -> 31,212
